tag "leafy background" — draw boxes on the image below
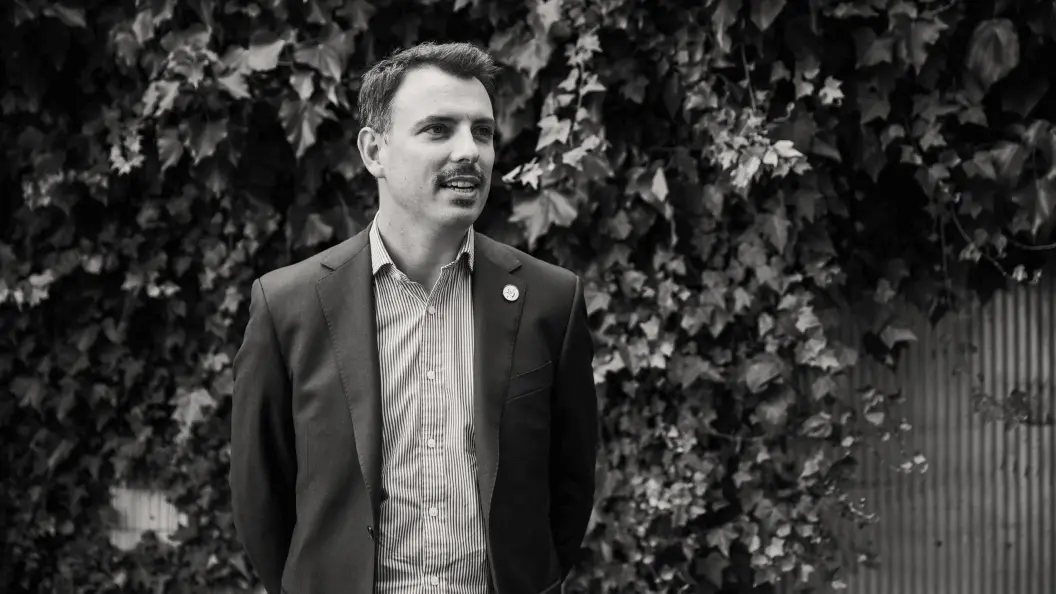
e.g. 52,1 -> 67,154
2,0 -> 1055,592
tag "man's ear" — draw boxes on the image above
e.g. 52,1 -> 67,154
357,126 -> 385,178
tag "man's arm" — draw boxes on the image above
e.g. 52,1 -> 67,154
230,279 -> 297,594
549,275 -> 598,578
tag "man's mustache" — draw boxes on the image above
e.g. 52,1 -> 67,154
435,166 -> 486,184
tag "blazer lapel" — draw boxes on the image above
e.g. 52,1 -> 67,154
315,229 -> 384,522
472,234 -> 524,521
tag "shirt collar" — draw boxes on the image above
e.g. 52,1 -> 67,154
369,215 -> 475,276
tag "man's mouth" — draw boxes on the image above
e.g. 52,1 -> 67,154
440,177 -> 481,193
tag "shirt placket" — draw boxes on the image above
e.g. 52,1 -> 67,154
417,268 -> 450,591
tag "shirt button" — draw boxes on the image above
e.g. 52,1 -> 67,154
430,576 -> 439,586
427,438 -> 436,448
427,305 -> 437,315
426,370 -> 435,380
428,506 -> 438,517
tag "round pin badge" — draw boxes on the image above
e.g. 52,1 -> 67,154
502,284 -> 519,302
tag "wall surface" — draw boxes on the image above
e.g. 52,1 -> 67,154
834,272 -> 1056,594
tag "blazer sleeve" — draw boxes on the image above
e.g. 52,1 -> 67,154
230,278 -> 297,594
549,275 -> 598,578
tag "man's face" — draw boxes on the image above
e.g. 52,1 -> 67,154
366,65 -> 496,231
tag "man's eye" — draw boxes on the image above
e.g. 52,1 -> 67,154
475,127 -> 494,137
424,124 -> 446,134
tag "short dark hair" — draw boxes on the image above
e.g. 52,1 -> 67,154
357,41 -> 502,134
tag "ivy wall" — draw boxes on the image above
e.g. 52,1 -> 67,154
3,0 -> 1055,592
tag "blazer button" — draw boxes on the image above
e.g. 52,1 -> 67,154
367,526 -> 375,540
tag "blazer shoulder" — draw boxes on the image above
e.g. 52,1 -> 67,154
256,233 -> 368,299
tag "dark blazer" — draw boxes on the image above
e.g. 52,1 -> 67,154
230,226 -> 598,594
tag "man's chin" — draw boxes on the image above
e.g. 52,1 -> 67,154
450,196 -> 477,209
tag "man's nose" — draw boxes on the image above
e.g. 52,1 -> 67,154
450,126 -> 480,163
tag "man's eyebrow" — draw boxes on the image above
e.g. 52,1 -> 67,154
412,114 -> 497,128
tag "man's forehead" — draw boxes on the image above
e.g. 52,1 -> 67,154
390,66 -> 492,120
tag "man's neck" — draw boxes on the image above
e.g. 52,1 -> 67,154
374,209 -> 468,290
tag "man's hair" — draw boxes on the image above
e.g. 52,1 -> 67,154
357,42 -> 502,134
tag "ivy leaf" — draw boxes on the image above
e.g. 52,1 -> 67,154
796,336 -> 826,365
157,128 -> 183,171
811,374 -> 836,397
279,98 -> 331,158
650,167 -> 669,202
47,440 -> 76,474
966,19 -> 1020,87
12,376 -> 45,410
991,142 -> 1029,182
535,0 -> 562,33
1012,178 -> 1056,237
744,353 -> 784,394
187,0 -> 216,29
864,409 -> 885,426
293,33 -> 347,81
968,142 -> 1027,183
772,140 -> 802,159
854,29 -> 894,66
756,389 -> 793,428
189,118 -> 228,164
703,184 -> 724,218
907,19 -> 946,73
143,80 -> 181,117
336,0 -> 376,35
670,353 -> 722,388
217,72 -> 250,99
46,4 -> 87,28
733,287 -> 753,314
245,36 -> 287,72
585,286 -> 611,314
795,307 -> 821,333
801,448 -> 826,479
536,115 -> 571,149
859,92 -> 891,124
696,552 -> 729,586
290,71 -> 315,100
750,0 -> 786,32
879,325 -> 917,349
711,0 -> 739,53
490,24 -> 553,80
297,213 -> 334,248
706,523 -> 738,558
800,412 -> 833,438
172,388 -> 217,443
762,209 -> 790,253
811,136 -> 841,162
758,312 -> 774,337
510,189 -> 579,248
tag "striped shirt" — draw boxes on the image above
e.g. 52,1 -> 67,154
369,221 -> 492,594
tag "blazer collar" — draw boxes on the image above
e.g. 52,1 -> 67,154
320,221 -> 504,273
319,224 -> 371,272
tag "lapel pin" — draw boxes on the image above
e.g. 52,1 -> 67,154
502,284 -> 520,302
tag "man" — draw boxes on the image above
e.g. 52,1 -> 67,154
230,42 -> 598,594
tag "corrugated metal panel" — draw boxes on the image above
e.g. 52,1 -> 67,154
108,486 -> 180,551
831,272 -> 1056,594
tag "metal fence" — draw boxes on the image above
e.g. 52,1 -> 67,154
827,271 -> 1056,594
